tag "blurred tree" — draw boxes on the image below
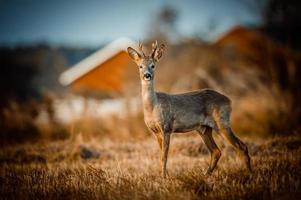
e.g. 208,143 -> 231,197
196,18 -> 219,41
263,0 -> 301,50
147,5 -> 179,42
242,0 -> 301,50
254,0 -> 301,132
262,0 -> 301,50
0,47 -> 40,107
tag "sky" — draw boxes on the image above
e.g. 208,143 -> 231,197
0,0 -> 261,47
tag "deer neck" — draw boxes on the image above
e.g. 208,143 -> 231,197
141,81 -> 157,114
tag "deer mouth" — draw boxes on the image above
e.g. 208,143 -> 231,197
143,73 -> 152,81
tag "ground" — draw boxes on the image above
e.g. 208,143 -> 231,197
0,133 -> 301,200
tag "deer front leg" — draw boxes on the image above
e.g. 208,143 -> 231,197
162,132 -> 171,178
154,133 -> 163,151
153,133 -> 163,169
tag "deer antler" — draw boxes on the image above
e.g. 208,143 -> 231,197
139,41 -> 146,57
151,40 -> 158,57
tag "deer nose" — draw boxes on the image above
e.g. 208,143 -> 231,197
143,73 -> 152,80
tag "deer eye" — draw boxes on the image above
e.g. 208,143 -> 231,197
139,65 -> 143,69
150,65 -> 155,69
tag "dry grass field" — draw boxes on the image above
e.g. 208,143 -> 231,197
1,131 -> 300,200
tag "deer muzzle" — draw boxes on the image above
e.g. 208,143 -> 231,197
143,72 -> 152,81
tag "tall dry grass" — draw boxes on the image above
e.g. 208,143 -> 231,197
0,133 -> 301,199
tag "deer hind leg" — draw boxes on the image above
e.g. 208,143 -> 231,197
227,128 -> 252,172
214,113 -> 252,172
197,126 -> 221,175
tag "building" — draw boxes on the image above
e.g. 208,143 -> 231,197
59,37 -> 138,97
54,38 -> 140,122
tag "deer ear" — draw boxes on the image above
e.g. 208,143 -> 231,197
152,44 -> 166,62
127,47 -> 142,62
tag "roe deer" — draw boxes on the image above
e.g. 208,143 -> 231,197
127,41 -> 252,178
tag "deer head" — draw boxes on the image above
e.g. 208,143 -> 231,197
127,41 -> 165,82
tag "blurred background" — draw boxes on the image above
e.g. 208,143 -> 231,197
1,0 -> 301,145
